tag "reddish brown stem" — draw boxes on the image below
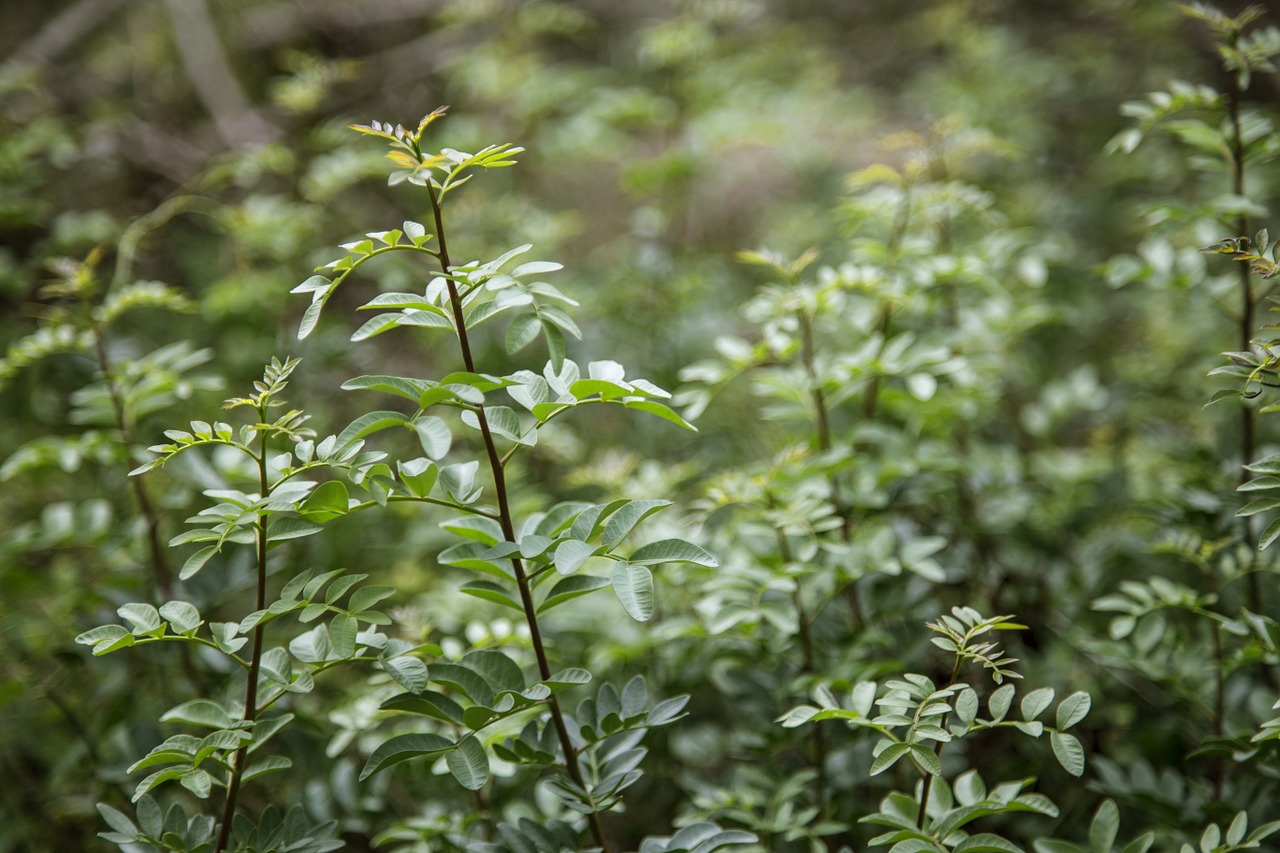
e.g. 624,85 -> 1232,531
427,183 -> 614,853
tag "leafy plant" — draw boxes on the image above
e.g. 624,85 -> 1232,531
780,607 -> 1091,852
72,108 -> 754,853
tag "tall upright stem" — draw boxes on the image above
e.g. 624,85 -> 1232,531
427,184 -> 614,853
916,656 -> 963,831
767,491 -> 829,816
212,423 -> 270,853
797,307 -> 863,626
1227,65 -> 1263,616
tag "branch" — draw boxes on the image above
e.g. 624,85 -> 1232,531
163,0 -> 281,148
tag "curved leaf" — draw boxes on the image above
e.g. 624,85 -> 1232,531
1051,731 -> 1085,776
629,538 -> 718,567
360,732 -> 453,780
611,562 -> 654,622
446,734 -> 490,790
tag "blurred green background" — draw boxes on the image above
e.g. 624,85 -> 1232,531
5,1 -> 1280,851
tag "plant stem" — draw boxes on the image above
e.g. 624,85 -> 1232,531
1227,61 -> 1262,618
212,422 -> 270,853
1211,620 -> 1226,803
426,183 -> 614,853
769,498 -> 828,817
794,296 -> 867,640
90,325 -> 174,599
916,656 -> 963,831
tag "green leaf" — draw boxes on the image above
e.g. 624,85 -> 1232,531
397,458 -> 438,497
542,319 -> 566,372
506,313 -> 541,354
97,803 -> 139,838
628,538 -> 718,567
446,735 -> 490,790
908,743 -> 942,776
350,312 -> 405,342
322,571 -> 368,604
330,612 -> 358,658
953,770 -> 987,807
1201,824 -> 1220,853
300,481 -> 350,522
381,690 -> 465,725
552,539 -> 597,575
463,406 -> 524,443
1260,517 -> 1280,550
624,399 -> 695,430
1226,812 -> 1248,847
869,742 -> 912,776
349,585 -> 395,612
132,768 -> 188,802
1236,496 -> 1280,517
341,374 -> 432,403
296,291 -> 329,340
460,581 -> 524,612
777,705 -> 820,728
161,699 -> 237,729
611,562 -> 655,622
1036,842 -> 1085,853
413,416 -> 452,459
538,575 -> 611,613
954,834 -> 1024,853
1090,800 -> 1120,853
1246,821 -> 1280,844
429,663 -> 497,707
1051,731 -> 1085,776
243,755 -> 293,783
1020,687 -> 1055,721
180,545 -> 218,581
442,516 -> 504,545
461,649 -> 526,693
602,500 -> 671,549
543,668 -> 592,690
384,656 -> 429,694
360,292 -> 445,313
210,623 -> 247,654
988,684 -> 1015,721
1056,691 -> 1092,730
338,411 -> 409,447
118,603 -> 162,636
266,516 -> 323,543
360,733 -> 454,780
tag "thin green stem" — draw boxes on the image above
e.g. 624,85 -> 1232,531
426,182 -> 615,853
795,301 -> 863,629
763,485 -> 829,819
90,323 -> 174,599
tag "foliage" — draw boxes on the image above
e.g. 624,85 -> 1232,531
5,2 -> 1280,853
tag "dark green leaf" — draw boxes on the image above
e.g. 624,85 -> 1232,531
446,735 -> 489,790
628,538 -> 717,567
602,500 -> 671,549
538,575 -> 610,613
460,581 -> 523,611
360,733 -> 454,780
338,411 -> 409,447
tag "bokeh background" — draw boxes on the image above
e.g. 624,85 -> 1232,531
5,1 -> 1280,851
